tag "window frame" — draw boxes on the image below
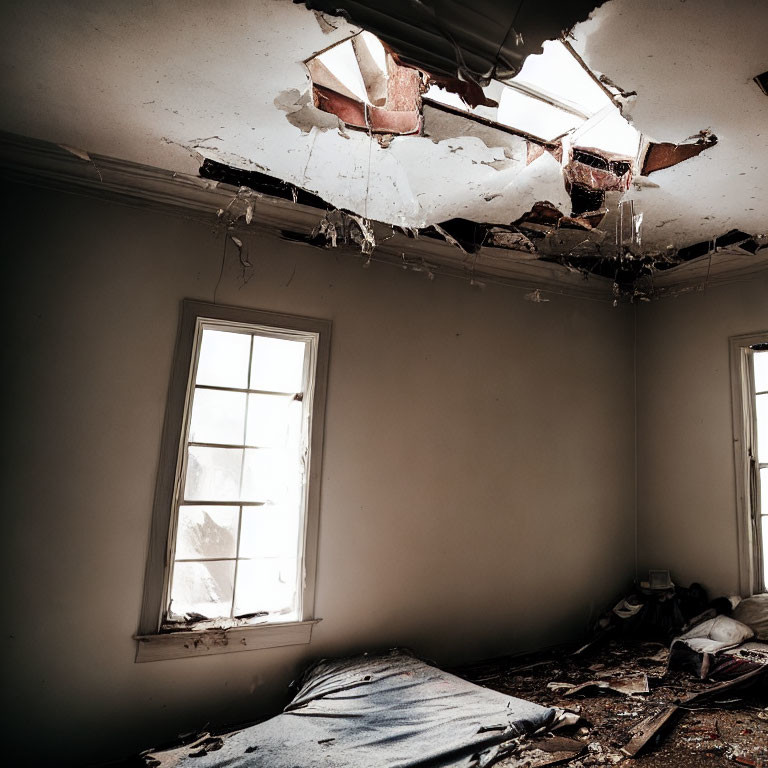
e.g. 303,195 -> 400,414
730,331 -> 768,596
136,300 -> 331,662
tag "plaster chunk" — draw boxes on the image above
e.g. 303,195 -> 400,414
274,88 -> 345,133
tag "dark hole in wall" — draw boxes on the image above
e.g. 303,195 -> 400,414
537,253 -> 655,287
569,184 -> 605,216
674,229 -> 759,262
515,202 -> 564,232
422,218 -> 493,253
572,149 -> 631,178
281,229 -> 330,247
754,71 -> 768,96
199,158 -> 328,209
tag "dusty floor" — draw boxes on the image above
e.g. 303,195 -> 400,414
457,640 -> 768,767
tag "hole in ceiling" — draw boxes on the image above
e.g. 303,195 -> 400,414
306,31 -> 423,135
423,39 -> 642,158
308,33 -> 643,165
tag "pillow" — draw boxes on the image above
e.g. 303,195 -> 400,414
733,594 -> 768,641
673,615 -> 754,654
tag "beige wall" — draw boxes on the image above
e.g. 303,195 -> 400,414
636,277 -> 768,597
3,187 -> 635,765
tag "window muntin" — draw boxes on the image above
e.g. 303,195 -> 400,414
165,321 -> 318,627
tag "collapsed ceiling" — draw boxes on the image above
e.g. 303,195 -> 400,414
0,0 -> 766,299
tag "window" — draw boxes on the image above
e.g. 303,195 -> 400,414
730,333 -> 768,595
137,301 -> 330,661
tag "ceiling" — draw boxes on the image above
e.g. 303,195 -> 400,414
1,0 -> 766,297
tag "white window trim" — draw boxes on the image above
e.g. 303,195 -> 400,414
136,300 -> 331,662
730,331 -> 768,596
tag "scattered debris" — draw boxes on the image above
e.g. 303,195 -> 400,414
455,577 -> 768,766
524,289 -> 549,303
559,672 -> 650,698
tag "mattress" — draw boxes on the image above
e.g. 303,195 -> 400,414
144,649 -> 557,768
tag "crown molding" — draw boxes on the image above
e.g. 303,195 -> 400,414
0,130 -> 613,301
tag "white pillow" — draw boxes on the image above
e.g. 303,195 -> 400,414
673,615 -> 754,654
733,594 -> 768,641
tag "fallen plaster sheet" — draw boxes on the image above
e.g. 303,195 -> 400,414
143,650 -> 557,768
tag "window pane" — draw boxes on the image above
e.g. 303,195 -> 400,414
185,446 -> 243,501
233,558 -> 297,617
250,336 -> 306,393
762,467 -> 768,509
246,394 -> 302,448
242,448 -> 302,503
175,506 -> 239,559
757,394 -> 768,463
763,514 -> 768,591
239,505 -> 300,559
196,329 -> 250,389
170,560 -> 235,619
189,389 -> 246,445
755,350 -> 768,394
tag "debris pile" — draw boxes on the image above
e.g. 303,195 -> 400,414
458,580 -> 768,767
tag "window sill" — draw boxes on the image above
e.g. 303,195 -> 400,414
135,619 -> 320,663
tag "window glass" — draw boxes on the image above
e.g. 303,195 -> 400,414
756,393 -> 768,464
175,506 -> 239,560
250,336 -> 306,393
755,350 -> 768,393
195,329 -> 250,389
166,323 -> 316,625
189,389 -> 247,445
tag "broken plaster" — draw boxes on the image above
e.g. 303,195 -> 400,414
274,88 -> 348,135
196,3 -> 759,300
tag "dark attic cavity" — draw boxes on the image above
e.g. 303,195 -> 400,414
199,151 -> 763,304
200,158 -> 327,209
674,229 -> 761,261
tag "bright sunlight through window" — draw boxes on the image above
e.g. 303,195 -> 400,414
754,349 -> 768,589
166,322 -> 318,626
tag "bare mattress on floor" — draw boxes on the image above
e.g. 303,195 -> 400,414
145,650 -> 557,768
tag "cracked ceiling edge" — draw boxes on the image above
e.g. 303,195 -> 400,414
0,130 -> 616,302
